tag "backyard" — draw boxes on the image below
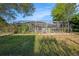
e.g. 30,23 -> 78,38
0,3 -> 79,56
0,33 -> 79,56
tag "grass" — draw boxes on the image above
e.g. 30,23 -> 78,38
35,35 -> 79,56
0,34 -> 79,56
0,35 -> 35,56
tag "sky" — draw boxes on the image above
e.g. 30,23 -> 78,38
11,3 -> 56,24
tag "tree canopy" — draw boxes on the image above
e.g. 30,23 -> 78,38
0,3 -> 35,21
51,3 -> 79,32
0,3 -> 35,33
51,3 -> 76,21
70,13 -> 79,32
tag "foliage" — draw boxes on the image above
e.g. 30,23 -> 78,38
0,3 -> 35,20
70,13 -> 79,32
0,17 -> 8,32
0,17 -> 8,26
51,3 -> 76,21
13,23 -> 29,33
17,24 -> 29,33
0,3 -> 35,33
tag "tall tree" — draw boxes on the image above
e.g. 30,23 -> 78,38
70,13 -> 79,32
51,3 -> 77,32
0,3 -> 35,22
0,3 -> 35,33
51,3 -> 76,21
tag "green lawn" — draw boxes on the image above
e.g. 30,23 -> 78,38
0,35 -> 79,56
0,35 -> 35,56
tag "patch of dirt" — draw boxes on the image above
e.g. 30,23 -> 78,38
49,33 -> 79,45
36,32 -> 79,45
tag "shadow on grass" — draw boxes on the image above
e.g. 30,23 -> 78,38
0,35 -> 35,56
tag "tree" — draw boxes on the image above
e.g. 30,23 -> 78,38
18,24 -> 29,33
0,17 -> 7,26
0,17 -> 8,32
0,3 -> 35,21
70,13 -> 79,32
51,3 -> 76,21
0,3 -> 35,33
51,3 -> 77,32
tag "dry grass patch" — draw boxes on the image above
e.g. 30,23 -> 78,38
34,35 -> 79,56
